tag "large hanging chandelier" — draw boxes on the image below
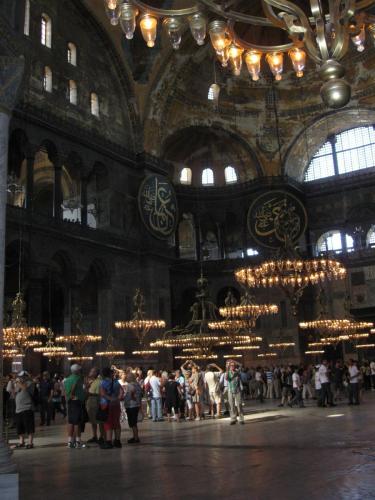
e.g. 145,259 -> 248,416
236,258 -> 346,315
96,332 -> 125,363
114,289 -> 165,345
103,0 -> 375,108
3,292 -> 47,355
34,328 -> 69,354
55,307 -> 102,357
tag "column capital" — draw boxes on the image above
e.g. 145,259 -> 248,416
0,56 -> 24,115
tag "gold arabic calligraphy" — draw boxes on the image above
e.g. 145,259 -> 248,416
254,197 -> 301,244
142,177 -> 176,236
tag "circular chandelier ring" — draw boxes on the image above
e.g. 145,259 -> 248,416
227,20 -> 296,52
198,0 -> 274,26
130,0 -> 199,17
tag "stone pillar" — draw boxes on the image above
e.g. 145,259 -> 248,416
0,56 -> 24,490
53,163 -> 62,219
81,176 -> 88,226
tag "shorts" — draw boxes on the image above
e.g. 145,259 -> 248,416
186,398 -> 193,410
67,399 -> 83,425
15,410 -> 35,435
192,392 -> 201,404
104,401 -> 121,431
126,407 -> 139,428
86,396 -> 100,424
209,391 -> 221,405
166,399 -> 179,414
282,386 -> 293,398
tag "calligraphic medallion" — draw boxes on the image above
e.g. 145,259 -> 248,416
247,190 -> 307,249
138,175 -> 178,240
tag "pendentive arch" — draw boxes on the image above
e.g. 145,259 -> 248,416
284,107 -> 375,182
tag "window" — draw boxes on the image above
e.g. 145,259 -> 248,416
366,226 -> 375,248
180,167 -> 192,185
202,168 -> 214,186
41,14 -> 52,47
43,66 -> 52,92
225,166 -> 238,184
305,125 -> 375,182
90,92 -> 99,117
68,80 -> 77,105
67,42 -> 77,66
24,0 -> 30,36
316,230 -> 354,254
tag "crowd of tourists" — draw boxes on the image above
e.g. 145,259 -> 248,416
4,358 -> 374,450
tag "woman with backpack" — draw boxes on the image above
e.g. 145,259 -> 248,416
14,371 -> 36,449
99,367 -> 124,449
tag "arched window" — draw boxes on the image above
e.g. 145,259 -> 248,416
305,125 -> 375,182
225,166 -> 238,184
366,226 -> 375,248
41,14 -> 52,47
202,168 -> 214,186
24,0 -> 30,36
316,230 -> 354,255
67,42 -> 77,66
68,80 -> 77,105
43,66 -> 52,92
180,167 -> 192,185
90,92 -> 99,117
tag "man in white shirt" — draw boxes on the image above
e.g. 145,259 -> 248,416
289,368 -> 305,408
149,372 -> 163,422
318,360 -> 335,407
205,364 -> 223,418
348,359 -> 360,405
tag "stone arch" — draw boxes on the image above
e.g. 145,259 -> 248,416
51,250 -> 77,286
284,107 -> 375,182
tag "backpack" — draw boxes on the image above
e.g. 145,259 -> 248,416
144,381 -> 153,398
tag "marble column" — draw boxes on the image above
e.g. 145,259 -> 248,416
0,56 -> 24,487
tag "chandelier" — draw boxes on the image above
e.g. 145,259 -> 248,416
305,349 -> 324,355
96,332 -> 125,362
257,352 -> 278,358
104,0 -> 375,108
55,307 -> 102,356
34,328 -> 69,354
236,258 -> 346,315
223,354 -> 243,359
356,343 -> 375,349
3,292 -> 47,355
3,349 -> 24,359
114,289 -> 165,345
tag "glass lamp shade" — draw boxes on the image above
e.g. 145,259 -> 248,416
163,17 -> 182,50
266,52 -> 284,81
140,14 -> 158,48
245,50 -> 262,81
209,20 -> 230,52
229,44 -> 244,76
120,3 -> 138,40
189,13 -> 206,46
289,48 -> 306,77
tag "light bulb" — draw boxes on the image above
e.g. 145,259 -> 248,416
163,18 -> 182,50
140,14 -> 158,48
119,3 -> 138,40
209,20 -> 230,52
289,47 -> 306,77
189,13 -> 206,46
266,52 -> 283,81
107,0 -> 117,9
216,45 -> 230,67
229,44 -> 243,76
245,50 -> 262,81
351,24 -> 365,52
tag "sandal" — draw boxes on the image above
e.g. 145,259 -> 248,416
26,444 -> 34,449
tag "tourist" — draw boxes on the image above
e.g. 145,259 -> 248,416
204,363 -> 223,418
226,360 -> 244,425
273,366 -> 281,399
219,370 -> 230,416
149,370 -> 163,422
318,360 -> 335,407
314,365 -> 322,404
165,372 -> 181,422
331,360 -> 345,402
124,371 -> 142,443
265,367 -> 274,399
5,373 -> 16,428
39,371 -> 53,426
86,367 -> 104,444
189,362 -> 205,420
144,369 -> 153,419
175,369 -> 186,419
255,367 -> 265,403
279,366 -> 293,407
51,374 -> 66,420
348,359 -> 360,405
14,372 -> 35,449
301,366 -> 314,401
370,359 -> 375,390
99,367 -> 123,449
64,364 -> 86,449
289,367 -> 305,408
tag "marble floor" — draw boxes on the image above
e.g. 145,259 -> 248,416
10,396 -> 375,500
